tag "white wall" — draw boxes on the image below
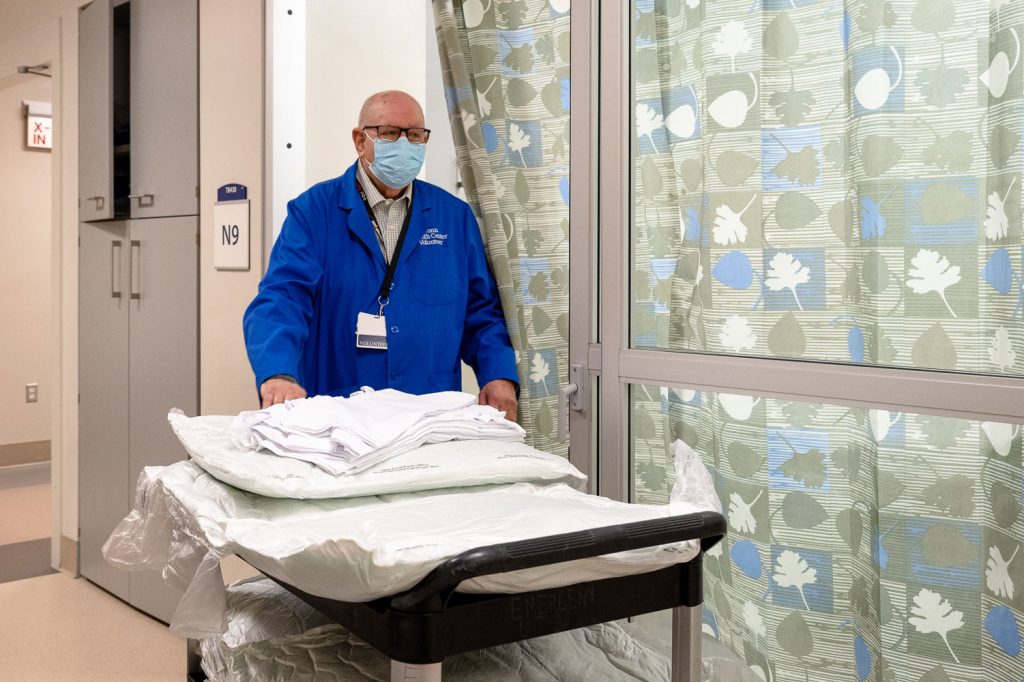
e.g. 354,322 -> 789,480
303,0 -> 428,186
199,0 -> 267,417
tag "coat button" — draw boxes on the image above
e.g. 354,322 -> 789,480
391,371 -> 399,380
390,325 -> 399,333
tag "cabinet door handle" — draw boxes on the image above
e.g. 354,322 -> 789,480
127,193 -> 155,206
87,195 -> 105,210
130,240 -> 141,301
111,240 -> 122,299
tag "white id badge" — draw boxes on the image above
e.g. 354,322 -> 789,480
356,312 -> 388,350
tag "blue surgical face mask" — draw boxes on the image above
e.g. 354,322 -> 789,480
369,137 -> 425,189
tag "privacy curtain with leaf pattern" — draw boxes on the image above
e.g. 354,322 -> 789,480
629,0 -> 1024,681
432,0 -> 570,457
433,0 -> 1024,679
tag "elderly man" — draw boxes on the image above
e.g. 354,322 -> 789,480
244,90 -> 519,419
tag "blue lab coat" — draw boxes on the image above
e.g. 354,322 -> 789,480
243,162 -> 518,398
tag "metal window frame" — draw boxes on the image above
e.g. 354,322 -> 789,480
566,2 -> 1024,504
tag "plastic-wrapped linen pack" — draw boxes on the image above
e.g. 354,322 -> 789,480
204,577 -> 669,682
168,410 -> 584,499
204,578 -> 758,682
104,427 -> 723,639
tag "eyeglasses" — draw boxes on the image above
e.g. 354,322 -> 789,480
362,125 -> 431,144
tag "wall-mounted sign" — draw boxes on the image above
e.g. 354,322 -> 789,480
214,183 -> 250,270
23,100 -> 52,150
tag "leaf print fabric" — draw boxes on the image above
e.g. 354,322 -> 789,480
627,14 -> 1024,668
631,385 -> 1024,681
909,588 -> 965,664
630,0 -> 1024,376
433,0 -> 570,455
907,249 -> 961,317
765,253 -> 811,310
432,2 -> 1024,681
987,545 -> 1019,599
773,549 -> 817,611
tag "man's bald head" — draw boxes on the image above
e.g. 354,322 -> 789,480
357,90 -> 424,128
352,90 -> 428,196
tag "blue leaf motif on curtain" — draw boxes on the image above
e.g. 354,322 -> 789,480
985,247 -> 1014,295
854,635 -> 872,682
984,605 -> 1022,657
684,207 -> 701,242
713,251 -> 754,289
848,325 -> 865,363
875,533 -> 889,570
481,122 -> 499,153
860,196 -> 886,240
731,538 -> 762,579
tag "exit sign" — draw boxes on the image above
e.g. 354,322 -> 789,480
24,100 -> 52,150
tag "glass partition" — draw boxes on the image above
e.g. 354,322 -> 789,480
631,382 -> 1024,680
629,0 -> 1024,378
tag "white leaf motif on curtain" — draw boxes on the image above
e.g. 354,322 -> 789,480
665,103 -> 698,139
908,588 -> 964,664
728,489 -> 762,533
765,252 -> 811,310
979,28 -> 1019,98
984,176 -> 1016,240
709,73 -> 759,129
855,46 -> 903,111
508,122 -> 532,166
712,20 -> 753,73
986,545 -> 1019,599
492,177 -> 506,200
742,600 -> 767,638
907,248 -> 961,318
460,111 -> 478,146
685,0 -> 700,8
476,77 -> 497,117
462,0 -> 488,29
868,409 -> 901,442
719,393 -> 759,421
712,194 -> 757,245
706,540 -> 722,558
635,103 -> 665,153
528,352 -> 550,384
720,314 -> 757,352
988,327 -> 1018,370
773,549 -> 817,610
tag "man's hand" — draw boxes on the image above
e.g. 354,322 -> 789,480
479,379 -> 518,422
260,377 -> 307,408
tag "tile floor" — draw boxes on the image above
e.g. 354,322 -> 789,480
0,572 -> 184,681
0,465 -> 197,680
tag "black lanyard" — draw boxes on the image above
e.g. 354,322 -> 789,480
355,179 -> 413,309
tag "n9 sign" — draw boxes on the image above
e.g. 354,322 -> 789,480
221,224 -> 240,245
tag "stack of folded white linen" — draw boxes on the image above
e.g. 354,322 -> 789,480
230,387 -> 525,475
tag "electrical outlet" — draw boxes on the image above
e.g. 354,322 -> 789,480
26,383 -> 38,403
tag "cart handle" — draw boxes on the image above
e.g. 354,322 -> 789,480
391,511 -> 726,612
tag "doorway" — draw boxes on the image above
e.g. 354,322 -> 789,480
0,65 -> 56,584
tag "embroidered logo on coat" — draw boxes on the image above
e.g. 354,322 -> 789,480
419,228 -> 448,246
